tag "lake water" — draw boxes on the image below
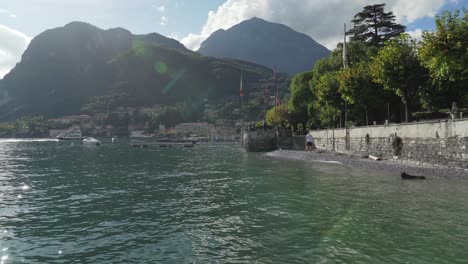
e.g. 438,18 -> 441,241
1,139 -> 468,263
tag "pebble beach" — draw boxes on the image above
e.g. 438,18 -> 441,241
266,150 -> 468,180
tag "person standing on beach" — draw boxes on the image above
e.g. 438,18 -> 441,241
305,132 -> 315,152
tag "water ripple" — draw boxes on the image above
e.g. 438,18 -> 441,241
1,142 -> 468,263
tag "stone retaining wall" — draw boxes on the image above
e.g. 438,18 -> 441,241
242,130 -> 276,152
277,131 -> 293,150
242,130 -> 294,152
309,119 -> 468,168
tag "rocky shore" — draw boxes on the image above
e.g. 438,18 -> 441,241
265,150 -> 468,180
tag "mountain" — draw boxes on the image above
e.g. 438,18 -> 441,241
198,17 -> 331,75
0,22 -> 272,120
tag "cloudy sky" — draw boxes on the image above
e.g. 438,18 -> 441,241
0,0 -> 465,78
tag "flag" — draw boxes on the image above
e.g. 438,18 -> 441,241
273,64 -> 277,84
274,64 -> 279,106
343,23 -> 347,69
240,69 -> 244,97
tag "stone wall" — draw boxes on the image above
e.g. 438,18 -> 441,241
242,130 -> 276,152
309,119 -> 468,168
242,130 -> 294,152
277,131 -> 293,150
292,135 -> 307,151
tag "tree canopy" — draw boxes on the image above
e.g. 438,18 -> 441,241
371,34 -> 428,122
419,8 -> 468,108
347,3 -> 406,47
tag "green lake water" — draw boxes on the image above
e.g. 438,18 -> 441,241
1,139 -> 468,263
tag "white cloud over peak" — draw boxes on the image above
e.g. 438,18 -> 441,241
157,5 -> 165,12
0,8 -> 17,19
180,0 -> 449,51
160,15 -> 169,26
0,25 -> 31,78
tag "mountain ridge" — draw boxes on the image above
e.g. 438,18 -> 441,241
198,17 -> 331,75
0,22 -> 274,120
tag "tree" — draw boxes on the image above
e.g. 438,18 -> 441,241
315,71 -> 342,127
266,105 -> 290,128
347,3 -> 406,47
371,34 -> 428,122
337,41 -> 380,67
339,62 -> 385,125
288,71 -> 314,131
318,105 -> 342,128
306,51 -> 343,127
419,9 -> 468,108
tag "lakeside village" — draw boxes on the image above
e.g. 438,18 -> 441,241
8,107 -> 243,142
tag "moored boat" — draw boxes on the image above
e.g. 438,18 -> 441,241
83,137 -> 101,146
57,129 -> 84,140
130,131 -> 155,140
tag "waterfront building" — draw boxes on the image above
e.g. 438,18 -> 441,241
174,122 -> 215,138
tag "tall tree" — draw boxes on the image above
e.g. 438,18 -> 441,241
419,9 -> 468,108
371,34 -> 428,122
315,71 -> 342,127
266,105 -> 290,128
347,3 -> 406,47
288,71 -> 314,130
339,62 -> 385,126
308,52 -> 343,127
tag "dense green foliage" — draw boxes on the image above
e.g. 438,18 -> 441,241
288,8 -> 467,130
371,34 -> 428,122
266,105 -> 290,128
339,62 -> 385,125
288,72 -> 314,129
347,3 -> 406,47
419,9 -> 468,108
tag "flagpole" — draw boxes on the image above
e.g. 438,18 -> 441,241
343,23 -> 347,125
343,23 -> 349,150
240,68 -> 244,145
274,64 -> 278,129
240,68 -> 244,124
264,86 -> 268,130
274,65 -> 279,149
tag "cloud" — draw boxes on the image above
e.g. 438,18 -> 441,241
180,0 -> 449,51
169,32 -> 181,40
0,25 -> 31,78
160,15 -> 169,26
407,28 -> 424,41
0,8 -> 17,19
157,5 -> 165,12
391,0 -> 446,23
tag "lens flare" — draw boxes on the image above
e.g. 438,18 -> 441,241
162,69 -> 185,94
132,39 -> 148,57
154,61 -> 168,74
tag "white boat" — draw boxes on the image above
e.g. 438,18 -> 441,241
83,137 -> 101,146
130,131 -> 156,143
57,129 -> 84,140
130,131 -> 154,140
112,136 -> 118,143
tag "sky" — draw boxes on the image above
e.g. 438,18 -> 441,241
0,0 -> 466,78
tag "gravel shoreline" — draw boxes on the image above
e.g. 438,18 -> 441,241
265,150 -> 468,180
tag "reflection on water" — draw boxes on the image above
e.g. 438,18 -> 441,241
1,140 -> 468,263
